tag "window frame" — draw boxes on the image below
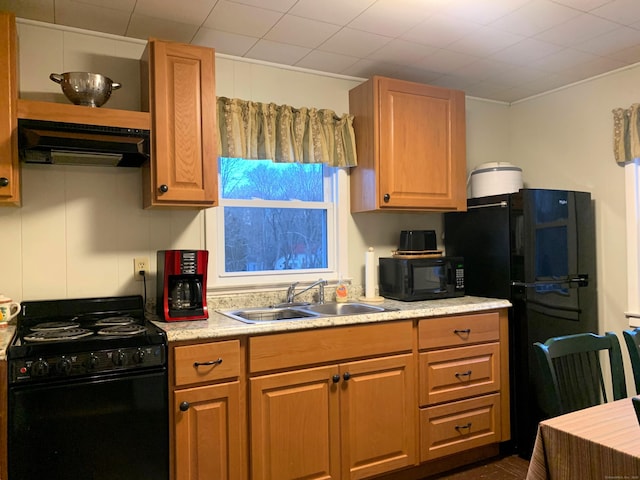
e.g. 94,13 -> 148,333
204,166 -> 349,291
626,161 -> 640,327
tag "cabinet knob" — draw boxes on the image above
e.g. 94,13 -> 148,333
332,374 -> 340,383
179,401 -> 190,412
343,372 -> 351,381
159,184 -> 169,193
383,193 -> 390,203
0,177 -> 8,187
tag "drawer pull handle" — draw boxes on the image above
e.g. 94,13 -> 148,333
194,358 -> 223,368
179,401 -> 190,412
455,370 -> 472,378
343,372 -> 351,381
454,328 -> 471,335
332,374 -> 341,383
455,422 -> 472,431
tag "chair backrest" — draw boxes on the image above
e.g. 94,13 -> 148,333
533,332 -> 627,418
633,397 -> 640,426
623,328 -> 640,394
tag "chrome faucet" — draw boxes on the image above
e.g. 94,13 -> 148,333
286,279 -> 327,304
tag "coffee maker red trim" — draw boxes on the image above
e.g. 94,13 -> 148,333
157,250 -> 208,322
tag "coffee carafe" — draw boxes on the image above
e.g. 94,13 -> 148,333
157,250 -> 208,321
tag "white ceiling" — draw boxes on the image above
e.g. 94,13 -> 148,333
3,0 -> 640,103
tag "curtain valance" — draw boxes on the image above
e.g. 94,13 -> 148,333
217,97 -> 357,167
613,104 -> 640,164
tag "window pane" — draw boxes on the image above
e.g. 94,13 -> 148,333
224,207 -> 328,272
219,157 -> 324,201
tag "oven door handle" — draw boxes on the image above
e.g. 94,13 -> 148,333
193,358 -> 223,368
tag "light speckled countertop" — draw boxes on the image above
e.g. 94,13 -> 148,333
0,324 -> 16,360
152,296 -> 511,343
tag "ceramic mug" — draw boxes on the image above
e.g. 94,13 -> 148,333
0,295 -> 20,325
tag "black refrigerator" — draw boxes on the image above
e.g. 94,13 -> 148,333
444,188 -> 597,459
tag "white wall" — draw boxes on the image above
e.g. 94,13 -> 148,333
0,19 -> 511,304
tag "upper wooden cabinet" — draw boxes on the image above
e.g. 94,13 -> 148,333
141,39 -> 218,209
0,11 -> 20,206
349,76 -> 467,212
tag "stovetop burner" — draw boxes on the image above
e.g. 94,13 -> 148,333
8,295 -> 167,384
97,324 -> 147,336
23,328 -> 93,342
30,321 -> 81,331
94,316 -> 136,326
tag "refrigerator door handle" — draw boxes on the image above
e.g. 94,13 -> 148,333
511,274 -> 589,288
467,201 -> 508,210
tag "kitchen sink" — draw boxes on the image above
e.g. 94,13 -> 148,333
303,302 -> 388,316
219,302 -> 396,324
221,307 -> 319,324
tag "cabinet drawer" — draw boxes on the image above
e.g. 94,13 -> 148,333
249,321 -> 412,373
420,393 -> 501,461
419,342 -> 500,406
174,340 -> 240,387
418,312 -> 500,350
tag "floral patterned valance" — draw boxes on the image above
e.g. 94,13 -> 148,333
613,104 -> 640,164
217,97 -> 357,167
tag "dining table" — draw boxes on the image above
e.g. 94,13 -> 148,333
526,397 -> 640,479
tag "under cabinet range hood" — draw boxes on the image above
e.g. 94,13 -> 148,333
18,119 -> 150,167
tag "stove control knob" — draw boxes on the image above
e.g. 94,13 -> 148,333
133,348 -> 145,364
31,359 -> 50,377
86,354 -> 100,369
112,350 -> 127,367
58,357 -> 73,375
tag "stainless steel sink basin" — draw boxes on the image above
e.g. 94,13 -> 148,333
221,307 -> 319,324
303,302 -> 388,316
219,302 -> 396,324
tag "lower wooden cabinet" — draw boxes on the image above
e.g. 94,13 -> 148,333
174,382 -> 243,480
171,340 -> 245,480
417,310 -> 510,463
250,353 -> 416,480
165,309 -> 510,480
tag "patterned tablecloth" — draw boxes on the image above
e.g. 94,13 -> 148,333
526,397 -> 640,480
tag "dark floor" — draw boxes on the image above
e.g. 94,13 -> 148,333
424,455 -> 530,480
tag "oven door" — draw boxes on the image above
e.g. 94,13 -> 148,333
8,368 -> 168,480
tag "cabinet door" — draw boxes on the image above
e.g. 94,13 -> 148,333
250,365 -> 341,480
144,39 -> 217,208
340,354 -> 416,480
378,77 -> 466,211
0,12 -> 20,206
174,381 -> 242,480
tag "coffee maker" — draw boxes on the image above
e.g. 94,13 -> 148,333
157,250 -> 208,321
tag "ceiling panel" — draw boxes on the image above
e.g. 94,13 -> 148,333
2,0 -> 640,102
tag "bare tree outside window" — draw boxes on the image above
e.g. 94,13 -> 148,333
219,158 -> 329,273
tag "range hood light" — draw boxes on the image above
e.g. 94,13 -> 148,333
50,150 -> 124,167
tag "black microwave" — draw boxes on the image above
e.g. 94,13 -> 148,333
378,256 -> 465,301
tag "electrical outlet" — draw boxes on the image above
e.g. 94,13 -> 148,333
134,257 -> 150,281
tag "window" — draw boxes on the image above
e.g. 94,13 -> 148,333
206,158 -> 349,288
626,161 -> 640,326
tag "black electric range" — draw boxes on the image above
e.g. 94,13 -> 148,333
7,295 -> 169,480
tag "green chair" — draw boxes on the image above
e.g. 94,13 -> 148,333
533,332 -> 627,418
623,328 -> 640,394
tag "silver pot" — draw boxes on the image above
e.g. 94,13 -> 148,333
49,72 -> 122,107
